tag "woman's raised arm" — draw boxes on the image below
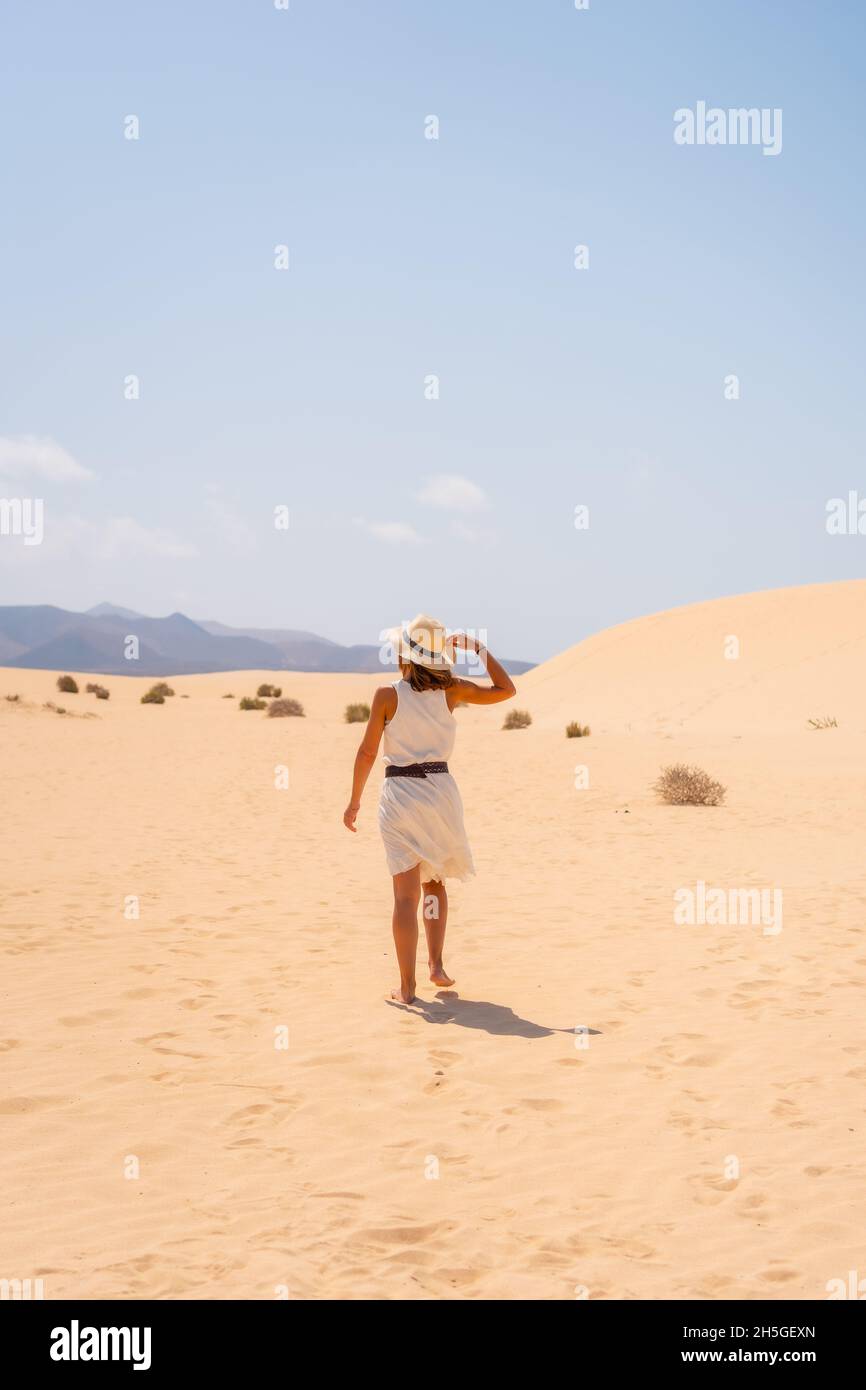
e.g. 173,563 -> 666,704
446,634 -> 516,707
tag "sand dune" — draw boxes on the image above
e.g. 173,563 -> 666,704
521,578 -> 866,734
1,580 -> 864,1300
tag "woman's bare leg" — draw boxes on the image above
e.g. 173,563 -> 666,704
422,879 -> 454,987
390,867 -> 421,1002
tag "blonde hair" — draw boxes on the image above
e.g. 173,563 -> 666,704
400,660 -> 453,693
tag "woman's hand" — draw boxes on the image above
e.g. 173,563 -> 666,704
343,801 -> 360,832
448,630 -> 484,656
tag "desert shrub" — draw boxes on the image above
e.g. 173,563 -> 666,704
142,682 -> 174,702
44,701 -> 66,714
807,715 -> 837,729
345,702 -> 371,724
503,708 -> 532,730
5,693 -> 20,703
86,682 -> 110,699
239,697 -> 267,711
566,721 -> 591,738
267,697 -> 304,718
257,683 -> 283,698
222,693 -> 234,699
56,674 -> 78,694
653,763 -> 726,806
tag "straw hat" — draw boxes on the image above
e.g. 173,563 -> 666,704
386,613 -> 454,670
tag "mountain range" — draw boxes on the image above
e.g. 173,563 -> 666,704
0,603 -> 535,677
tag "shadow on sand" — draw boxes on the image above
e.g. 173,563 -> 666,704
386,991 -> 601,1041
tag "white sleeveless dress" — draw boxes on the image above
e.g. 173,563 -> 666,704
378,679 -> 475,883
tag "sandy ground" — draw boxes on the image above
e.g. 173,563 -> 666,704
2,579 -> 864,1300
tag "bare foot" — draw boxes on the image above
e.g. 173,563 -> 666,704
428,963 -> 454,987
389,984 -> 417,1004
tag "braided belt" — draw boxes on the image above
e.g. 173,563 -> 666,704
385,761 -> 449,779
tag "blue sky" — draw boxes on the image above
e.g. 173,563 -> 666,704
1,0 -> 864,661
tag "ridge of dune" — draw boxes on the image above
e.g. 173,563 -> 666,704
520,579 -> 866,735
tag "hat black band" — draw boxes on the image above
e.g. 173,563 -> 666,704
406,632 -> 439,662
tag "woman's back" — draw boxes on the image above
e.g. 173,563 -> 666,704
382,678 -> 457,766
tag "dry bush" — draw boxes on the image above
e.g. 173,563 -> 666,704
5,693 -> 20,703
40,700 -> 97,719
56,674 -> 78,694
566,721 -> 590,738
503,708 -> 532,730
150,682 -> 175,698
653,763 -> 726,806
141,689 -> 165,705
86,682 -> 110,699
257,683 -> 282,698
807,715 -> 837,729
267,697 -> 304,718
345,702 -> 370,724
239,696 -> 267,711
222,693 -> 234,699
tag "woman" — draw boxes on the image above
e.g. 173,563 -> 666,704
343,614 -> 516,1003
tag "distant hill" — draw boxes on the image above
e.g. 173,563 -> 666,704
0,603 -> 535,677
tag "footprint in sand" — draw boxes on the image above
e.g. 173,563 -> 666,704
221,1097 -> 298,1146
688,1172 -> 738,1207
771,1097 -> 812,1128
133,1031 -> 205,1059
736,1192 -> 770,1219
301,1053 -> 360,1067
59,1010 -> 121,1027
510,1097 -> 563,1111
358,1223 -> 443,1246
658,1033 -> 720,1067
758,1266 -> 800,1284
0,1094 -> 67,1114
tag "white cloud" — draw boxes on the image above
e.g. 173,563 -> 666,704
353,517 -> 425,545
0,435 -> 94,482
418,473 -> 488,512
0,513 -> 197,573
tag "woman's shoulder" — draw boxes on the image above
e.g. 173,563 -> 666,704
373,683 -> 399,718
